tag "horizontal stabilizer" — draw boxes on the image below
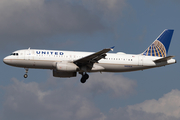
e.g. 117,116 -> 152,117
153,56 -> 175,63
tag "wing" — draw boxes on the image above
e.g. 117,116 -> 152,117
73,46 -> 114,67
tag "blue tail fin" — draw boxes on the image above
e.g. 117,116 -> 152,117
142,29 -> 174,57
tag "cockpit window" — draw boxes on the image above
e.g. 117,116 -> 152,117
10,53 -> 18,56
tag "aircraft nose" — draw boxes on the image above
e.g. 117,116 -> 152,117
3,57 -> 10,64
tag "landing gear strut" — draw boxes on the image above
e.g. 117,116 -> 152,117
24,68 -> 29,78
80,73 -> 89,83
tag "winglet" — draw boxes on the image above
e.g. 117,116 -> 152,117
110,46 -> 115,51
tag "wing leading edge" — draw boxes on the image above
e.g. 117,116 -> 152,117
73,46 -> 114,67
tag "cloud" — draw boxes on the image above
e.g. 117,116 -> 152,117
83,73 -> 137,97
128,89 -> 180,118
1,75 -> 180,120
1,73 -> 136,120
79,0 -> 127,22
1,78 -> 104,120
105,89 -> 180,120
107,107 -> 179,120
0,0 -> 105,48
0,0 -> 129,49
0,0 -> 104,35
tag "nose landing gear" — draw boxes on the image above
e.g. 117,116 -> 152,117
24,68 -> 29,78
80,73 -> 89,83
24,74 -> 28,78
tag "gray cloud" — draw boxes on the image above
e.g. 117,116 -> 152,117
1,73 -> 136,120
0,0 -> 103,35
82,73 -> 137,97
128,89 -> 180,118
0,0 -> 105,48
106,89 -> 180,120
1,78 -> 104,120
107,107 -> 180,120
0,0 -> 129,49
79,0 -> 127,22
1,74 -> 180,120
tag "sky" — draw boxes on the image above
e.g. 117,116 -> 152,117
0,0 -> 180,120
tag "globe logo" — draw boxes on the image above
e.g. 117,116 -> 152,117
142,40 -> 166,57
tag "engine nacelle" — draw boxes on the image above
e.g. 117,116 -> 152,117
56,62 -> 79,72
53,69 -> 77,78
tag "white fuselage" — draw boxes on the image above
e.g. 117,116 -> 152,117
3,49 -> 176,73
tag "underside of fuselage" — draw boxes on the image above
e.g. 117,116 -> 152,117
3,58 -> 162,73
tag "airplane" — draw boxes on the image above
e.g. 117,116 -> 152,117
3,29 -> 176,83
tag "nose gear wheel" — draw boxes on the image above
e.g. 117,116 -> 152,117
24,68 -> 29,78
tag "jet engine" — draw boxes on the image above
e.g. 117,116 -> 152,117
56,62 -> 79,72
53,69 -> 77,77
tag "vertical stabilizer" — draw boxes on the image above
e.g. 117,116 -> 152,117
142,29 -> 174,57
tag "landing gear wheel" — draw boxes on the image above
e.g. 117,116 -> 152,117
80,73 -> 89,83
24,74 -> 28,78
84,73 -> 89,80
80,77 -> 86,83
24,68 -> 29,78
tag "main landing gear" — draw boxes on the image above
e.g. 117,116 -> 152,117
24,68 -> 29,78
80,73 -> 89,83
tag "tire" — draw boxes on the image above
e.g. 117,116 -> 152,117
24,74 -> 28,78
84,74 -> 89,80
80,74 -> 89,83
80,77 -> 86,83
